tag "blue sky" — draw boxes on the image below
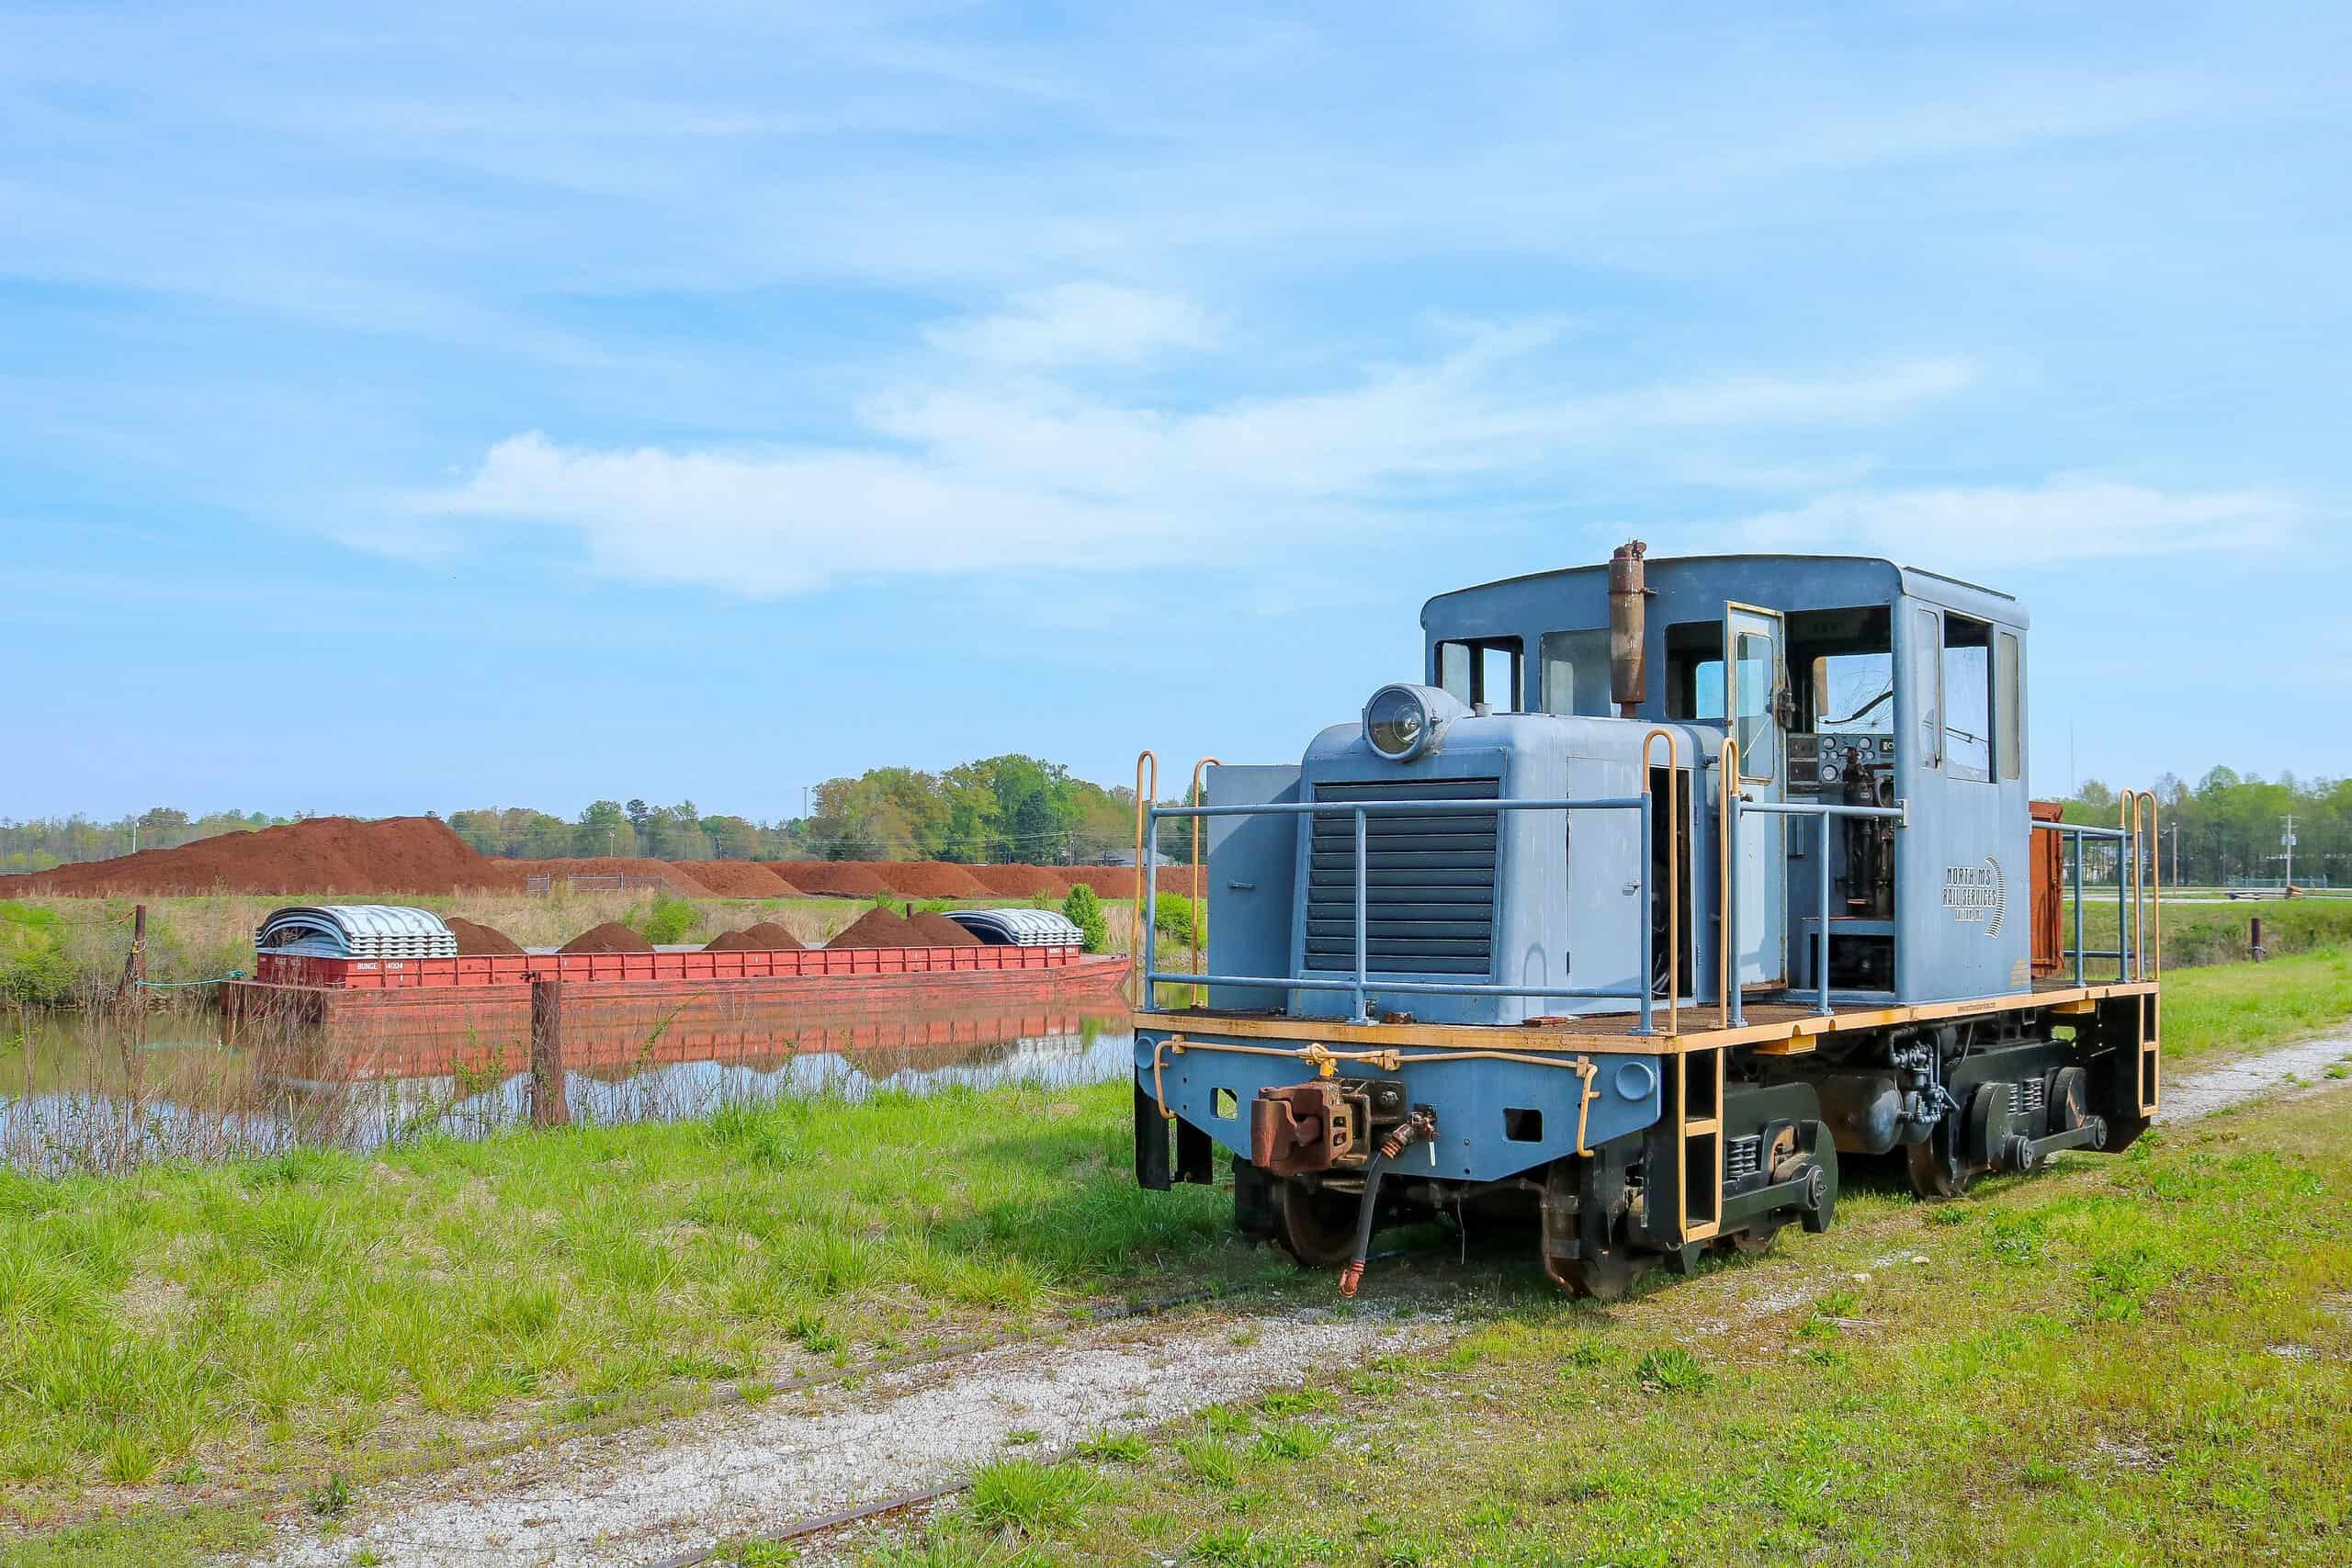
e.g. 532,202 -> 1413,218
4,2 -> 2345,821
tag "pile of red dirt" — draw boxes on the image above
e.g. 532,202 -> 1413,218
741,920 -> 806,950
677,861 -> 797,897
503,858 -> 716,897
0,816 -> 506,899
908,911 -> 983,947
704,920 -> 806,952
786,863 -> 894,898
444,916 -> 525,956
968,863 -> 1069,897
826,908 -> 923,948
872,862 -> 992,898
1062,866 -> 1203,899
559,921 -> 656,954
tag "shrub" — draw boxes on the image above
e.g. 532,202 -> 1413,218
1061,885 -> 1108,953
632,893 -> 700,945
1152,892 -> 1197,947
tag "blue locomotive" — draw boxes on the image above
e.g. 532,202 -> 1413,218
1131,544 -> 2161,1296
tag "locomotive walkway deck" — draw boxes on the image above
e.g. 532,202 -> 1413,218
1136,975 -> 2160,1058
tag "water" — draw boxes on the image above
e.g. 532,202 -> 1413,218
0,996 -> 1135,1176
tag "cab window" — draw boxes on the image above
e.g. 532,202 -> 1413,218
1942,614 -> 1993,783
1538,629 -> 1611,716
1436,637 -> 1522,711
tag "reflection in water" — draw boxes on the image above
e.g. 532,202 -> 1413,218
2,998 -> 1135,1176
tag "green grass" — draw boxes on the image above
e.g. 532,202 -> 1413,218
2163,947 -> 2352,1068
5,946 -> 2346,1550
0,1078 -> 1245,1532
2067,894 -> 2352,970
865,1084 -> 2352,1567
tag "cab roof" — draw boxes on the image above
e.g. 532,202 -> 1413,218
1422,551 -> 2024,631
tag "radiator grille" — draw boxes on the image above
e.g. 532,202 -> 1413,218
1305,778 -> 1498,976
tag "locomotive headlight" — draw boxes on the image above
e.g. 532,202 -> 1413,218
1363,684 -> 1437,761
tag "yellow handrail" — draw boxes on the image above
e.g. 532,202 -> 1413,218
2132,790 -> 2160,978
1641,727 -> 1681,1036
1132,750 -> 1159,1004
1188,756 -> 1221,1004
1718,738 -> 1739,1030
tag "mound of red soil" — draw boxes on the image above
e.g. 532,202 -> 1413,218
874,862 -> 992,898
703,919 -> 807,952
908,911 -> 983,947
968,863 -> 1068,897
0,816 -> 505,899
741,920 -> 806,950
445,916 -> 525,956
560,921 -> 656,954
677,861 -> 795,897
884,864 -> 992,902
787,863 -> 894,898
1062,866 -> 1202,899
826,908 -> 923,949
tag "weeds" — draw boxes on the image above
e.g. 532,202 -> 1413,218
964,1458 -> 1104,1534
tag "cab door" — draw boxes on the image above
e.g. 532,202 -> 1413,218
1724,604 -> 1787,988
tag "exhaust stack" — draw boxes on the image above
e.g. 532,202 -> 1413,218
1608,538 -> 1649,719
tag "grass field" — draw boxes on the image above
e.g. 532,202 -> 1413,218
1,949 -> 2346,1560
2062,891 -> 2352,970
854,1084 -> 2352,1568
0,1082 -> 1253,1540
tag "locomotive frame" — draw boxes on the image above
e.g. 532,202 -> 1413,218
1129,546 -> 2161,1297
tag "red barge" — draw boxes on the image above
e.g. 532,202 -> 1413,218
221,907 -> 1130,1081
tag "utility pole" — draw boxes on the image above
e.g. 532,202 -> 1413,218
2167,820 -> 2179,887
2281,814 -> 2297,889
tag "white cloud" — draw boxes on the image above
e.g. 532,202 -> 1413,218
415,303 -> 1983,596
922,282 -> 1216,366
1711,478 -> 2304,567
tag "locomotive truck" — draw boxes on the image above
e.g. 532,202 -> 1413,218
1130,545 -> 2161,1297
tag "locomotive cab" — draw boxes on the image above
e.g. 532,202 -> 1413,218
1133,546 -> 2160,1297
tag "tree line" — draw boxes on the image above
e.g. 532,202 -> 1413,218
2060,767 -> 2352,886
19,760 -> 2335,883
0,753 -> 1170,872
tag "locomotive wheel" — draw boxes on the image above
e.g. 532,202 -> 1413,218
1272,1178 -> 1360,1269
1557,1251 -> 1638,1301
2045,1066 -> 2090,1137
1724,1221 -> 1782,1258
1905,1132 -> 1973,1200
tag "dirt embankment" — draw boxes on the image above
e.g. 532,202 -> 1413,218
0,816 -> 1160,906
676,861 -> 799,897
968,863 -> 1070,897
785,863 -> 894,898
0,817 -> 506,898
1062,865 -> 1202,899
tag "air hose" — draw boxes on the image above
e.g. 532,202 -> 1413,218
1338,1108 -> 1437,1297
